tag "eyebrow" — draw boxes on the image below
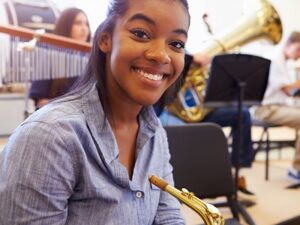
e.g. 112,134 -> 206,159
128,13 -> 188,37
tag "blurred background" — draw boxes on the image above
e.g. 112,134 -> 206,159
1,1 -> 300,224
1,0 -> 300,135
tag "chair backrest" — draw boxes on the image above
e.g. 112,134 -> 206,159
164,122 -> 256,225
164,122 -> 235,199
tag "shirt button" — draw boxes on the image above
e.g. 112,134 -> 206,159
135,191 -> 143,198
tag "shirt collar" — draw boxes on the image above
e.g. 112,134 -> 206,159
81,84 -> 161,164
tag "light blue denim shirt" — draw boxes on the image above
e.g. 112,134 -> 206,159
0,84 -> 184,225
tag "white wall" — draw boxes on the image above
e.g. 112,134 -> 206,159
187,0 -> 244,53
0,94 -> 34,136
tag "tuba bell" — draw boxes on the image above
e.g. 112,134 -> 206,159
168,0 -> 282,122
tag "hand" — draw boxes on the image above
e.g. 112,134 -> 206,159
281,79 -> 300,96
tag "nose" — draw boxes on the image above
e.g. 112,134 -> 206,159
145,40 -> 171,64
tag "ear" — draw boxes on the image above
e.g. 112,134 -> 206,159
98,32 -> 112,53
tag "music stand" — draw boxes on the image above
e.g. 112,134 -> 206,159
204,53 -> 270,199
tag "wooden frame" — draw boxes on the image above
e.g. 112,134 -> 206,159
0,24 -> 92,52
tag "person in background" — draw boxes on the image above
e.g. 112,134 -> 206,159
29,7 -> 91,109
0,0 -> 190,224
254,31 -> 300,182
156,52 -> 255,195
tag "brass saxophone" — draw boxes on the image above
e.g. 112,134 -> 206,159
149,175 -> 224,225
168,0 -> 282,122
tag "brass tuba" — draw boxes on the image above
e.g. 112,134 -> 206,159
149,175 -> 224,225
168,0 -> 282,122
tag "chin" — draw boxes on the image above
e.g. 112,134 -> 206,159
137,96 -> 161,107
139,100 -> 158,107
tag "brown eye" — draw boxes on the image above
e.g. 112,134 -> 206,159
130,29 -> 150,40
170,41 -> 185,50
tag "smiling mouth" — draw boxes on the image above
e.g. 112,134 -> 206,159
135,68 -> 165,81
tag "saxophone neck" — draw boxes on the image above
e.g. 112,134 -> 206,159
149,175 -> 224,225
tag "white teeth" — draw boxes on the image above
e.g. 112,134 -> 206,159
136,69 -> 163,81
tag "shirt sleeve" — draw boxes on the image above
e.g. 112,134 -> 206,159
268,58 -> 292,91
0,121 -> 78,225
153,128 -> 185,225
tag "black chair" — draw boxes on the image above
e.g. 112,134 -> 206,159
274,215 -> 300,225
164,123 -> 256,225
252,119 -> 297,181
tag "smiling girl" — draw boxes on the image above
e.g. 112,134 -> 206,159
0,0 -> 190,224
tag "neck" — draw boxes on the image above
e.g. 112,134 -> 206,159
106,93 -> 142,128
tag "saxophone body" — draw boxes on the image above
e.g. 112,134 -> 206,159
168,0 -> 282,122
149,175 -> 224,225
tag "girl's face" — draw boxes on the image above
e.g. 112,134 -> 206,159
100,0 -> 189,107
70,12 -> 90,42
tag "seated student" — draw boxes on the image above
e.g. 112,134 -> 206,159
29,7 -> 91,109
156,52 -> 255,195
253,31 -> 300,182
0,0 -> 190,223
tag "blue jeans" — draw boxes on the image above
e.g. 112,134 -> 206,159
159,107 -> 254,168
